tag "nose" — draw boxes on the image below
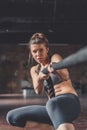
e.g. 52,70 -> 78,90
36,51 -> 41,56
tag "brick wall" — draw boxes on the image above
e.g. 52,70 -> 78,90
0,43 -> 86,93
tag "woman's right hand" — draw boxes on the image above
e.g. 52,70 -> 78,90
39,71 -> 50,80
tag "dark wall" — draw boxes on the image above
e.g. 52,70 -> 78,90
0,0 -> 87,44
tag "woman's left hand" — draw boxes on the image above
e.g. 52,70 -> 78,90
47,63 -> 56,74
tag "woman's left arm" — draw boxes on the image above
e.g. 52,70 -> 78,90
50,53 -> 70,81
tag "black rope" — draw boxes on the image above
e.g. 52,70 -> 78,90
46,77 -> 55,98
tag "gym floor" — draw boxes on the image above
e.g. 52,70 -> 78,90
0,92 -> 87,130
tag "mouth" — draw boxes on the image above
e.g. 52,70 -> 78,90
36,57 -> 43,61
37,57 -> 42,60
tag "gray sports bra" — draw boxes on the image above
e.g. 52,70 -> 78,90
38,64 -> 63,98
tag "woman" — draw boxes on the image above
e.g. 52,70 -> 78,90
6,33 -> 81,130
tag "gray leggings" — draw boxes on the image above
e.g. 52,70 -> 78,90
6,93 -> 81,129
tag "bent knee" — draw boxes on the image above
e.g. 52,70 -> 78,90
6,111 -> 14,125
6,110 -> 25,127
58,123 -> 75,130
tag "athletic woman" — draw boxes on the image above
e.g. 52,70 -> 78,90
6,33 -> 81,130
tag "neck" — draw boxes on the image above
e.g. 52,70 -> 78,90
40,57 -> 50,67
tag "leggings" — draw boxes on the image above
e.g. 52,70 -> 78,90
6,93 -> 81,130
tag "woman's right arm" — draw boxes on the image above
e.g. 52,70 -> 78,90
30,66 -> 45,95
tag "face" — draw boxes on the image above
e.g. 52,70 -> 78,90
30,43 -> 49,64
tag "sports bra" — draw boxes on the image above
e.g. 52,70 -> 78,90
38,64 -> 63,98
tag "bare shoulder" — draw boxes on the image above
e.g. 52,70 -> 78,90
30,65 -> 38,75
51,53 -> 63,62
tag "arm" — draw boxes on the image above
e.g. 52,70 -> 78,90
50,53 -> 70,81
30,65 -> 49,95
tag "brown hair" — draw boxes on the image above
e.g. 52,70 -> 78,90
28,32 -> 49,48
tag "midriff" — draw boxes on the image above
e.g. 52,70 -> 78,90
53,79 -> 78,97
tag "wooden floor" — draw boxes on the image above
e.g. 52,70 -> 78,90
0,92 -> 87,130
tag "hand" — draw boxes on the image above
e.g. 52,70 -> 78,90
47,63 -> 56,74
39,70 -> 50,80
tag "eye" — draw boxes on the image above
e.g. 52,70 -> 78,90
32,50 -> 37,53
39,48 -> 43,52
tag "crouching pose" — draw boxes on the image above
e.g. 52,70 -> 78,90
6,33 -> 81,130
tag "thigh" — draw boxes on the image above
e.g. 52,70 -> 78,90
6,105 -> 53,127
46,94 -> 81,129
